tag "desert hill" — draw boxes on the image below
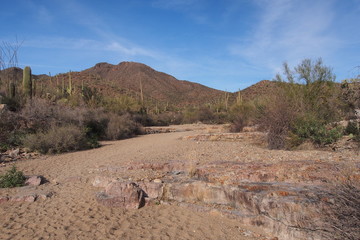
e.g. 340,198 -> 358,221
80,62 -> 283,104
57,62 -> 226,106
238,80 -> 279,101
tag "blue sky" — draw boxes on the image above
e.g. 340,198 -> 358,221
1,0 -> 359,91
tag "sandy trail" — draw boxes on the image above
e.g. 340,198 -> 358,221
0,124 -> 358,240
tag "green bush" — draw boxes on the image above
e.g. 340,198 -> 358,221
291,116 -> 343,146
0,165 -> 26,188
23,124 -> 93,154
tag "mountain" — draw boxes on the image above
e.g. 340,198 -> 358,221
81,61 -> 226,105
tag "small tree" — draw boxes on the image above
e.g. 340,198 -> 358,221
264,58 -> 343,149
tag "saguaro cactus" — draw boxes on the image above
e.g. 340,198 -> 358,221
67,71 -> 73,95
32,78 -> 36,97
23,66 -> 32,98
9,81 -> 16,98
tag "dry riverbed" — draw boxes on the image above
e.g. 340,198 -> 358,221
0,124 -> 358,240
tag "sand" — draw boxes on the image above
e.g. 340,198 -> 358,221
0,124 -> 358,240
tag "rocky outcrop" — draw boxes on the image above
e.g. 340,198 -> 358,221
161,181 -> 325,240
194,160 -> 358,184
92,174 -> 327,239
90,154 -> 359,240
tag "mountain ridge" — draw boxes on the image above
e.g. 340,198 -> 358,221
0,62 -> 276,106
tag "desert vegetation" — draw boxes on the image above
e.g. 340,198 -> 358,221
229,59 -> 360,150
1,52 -> 359,154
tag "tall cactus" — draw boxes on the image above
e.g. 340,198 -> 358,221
23,66 -> 32,98
62,77 -> 65,95
9,81 -> 16,98
32,78 -> 36,97
67,71 -> 72,95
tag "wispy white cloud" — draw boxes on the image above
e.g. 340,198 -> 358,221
105,42 -> 161,59
24,36 -> 162,60
229,0 -> 340,75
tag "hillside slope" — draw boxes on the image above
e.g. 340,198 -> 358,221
80,61 -> 225,105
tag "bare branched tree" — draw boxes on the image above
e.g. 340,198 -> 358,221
0,38 -> 22,95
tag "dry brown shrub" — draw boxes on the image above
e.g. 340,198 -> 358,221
259,91 -> 299,149
23,124 -> 89,154
319,181 -> 360,240
105,113 -> 143,140
0,110 -> 21,149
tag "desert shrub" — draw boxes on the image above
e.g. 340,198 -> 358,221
319,181 -> 360,240
0,165 -> 26,188
20,98 -> 71,132
23,124 -> 91,154
105,113 -> 143,140
345,121 -> 359,136
291,115 -> 343,146
145,112 -> 184,126
0,111 -> 24,150
0,96 -> 21,111
263,58 -> 343,149
181,106 -> 226,124
103,95 -> 141,114
83,118 -> 108,139
197,106 -> 216,123
182,107 -> 199,124
260,93 -> 299,149
229,100 -> 258,132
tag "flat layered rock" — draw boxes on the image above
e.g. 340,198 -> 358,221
96,181 -> 145,209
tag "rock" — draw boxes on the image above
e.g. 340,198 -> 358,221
25,176 -> 42,186
37,192 -> 54,200
139,182 -> 164,199
65,176 -> 82,183
11,194 -> 37,203
92,176 -> 115,188
160,180 -> 324,240
153,179 -> 162,183
9,148 -> 20,158
0,196 -> 9,203
97,181 -> 145,209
